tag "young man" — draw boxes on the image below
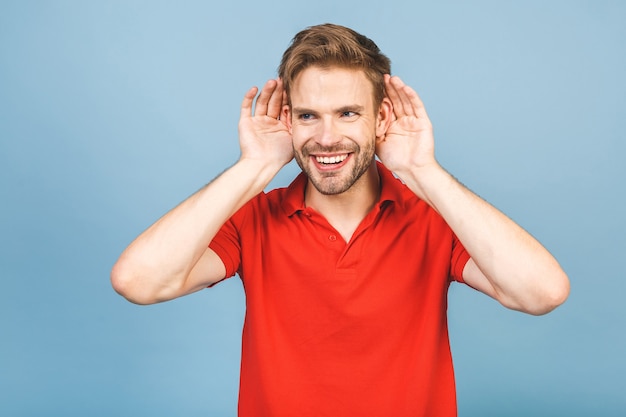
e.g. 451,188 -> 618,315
111,23 -> 569,416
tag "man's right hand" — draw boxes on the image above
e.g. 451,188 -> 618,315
238,78 -> 294,169
111,79 -> 295,305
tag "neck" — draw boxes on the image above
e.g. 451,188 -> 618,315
305,162 -> 380,241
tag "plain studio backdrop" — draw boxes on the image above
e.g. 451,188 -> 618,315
1,1 -> 624,416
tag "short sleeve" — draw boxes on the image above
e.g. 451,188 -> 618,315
449,234 -> 471,283
209,214 -> 243,279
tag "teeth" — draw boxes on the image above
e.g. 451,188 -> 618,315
316,154 -> 348,164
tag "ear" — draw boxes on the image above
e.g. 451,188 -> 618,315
281,104 -> 292,133
375,97 -> 393,139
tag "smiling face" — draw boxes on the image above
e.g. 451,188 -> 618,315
284,66 -> 388,196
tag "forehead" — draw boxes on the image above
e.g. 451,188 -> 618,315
289,66 -> 375,108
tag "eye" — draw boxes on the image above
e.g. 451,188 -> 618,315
341,111 -> 357,118
299,113 -> 314,121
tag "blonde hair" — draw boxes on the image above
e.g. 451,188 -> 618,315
278,23 -> 391,106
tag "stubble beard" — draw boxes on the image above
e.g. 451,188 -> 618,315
294,138 -> 376,196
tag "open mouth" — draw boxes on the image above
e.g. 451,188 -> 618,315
315,154 -> 348,165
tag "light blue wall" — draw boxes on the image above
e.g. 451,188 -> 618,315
1,1 -> 624,415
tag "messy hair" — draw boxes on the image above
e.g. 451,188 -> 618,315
278,23 -> 391,107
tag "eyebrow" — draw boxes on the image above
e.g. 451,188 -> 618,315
292,105 -> 365,115
291,107 -> 317,116
337,105 -> 365,114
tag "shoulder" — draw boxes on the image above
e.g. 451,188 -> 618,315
231,175 -> 303,227
378,164 -> 453,232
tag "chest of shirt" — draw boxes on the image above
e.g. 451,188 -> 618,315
237,203 -> 455,305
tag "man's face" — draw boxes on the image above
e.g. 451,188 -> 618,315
284,66 -> 382,195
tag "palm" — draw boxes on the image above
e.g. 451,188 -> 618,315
239,114 -> 293,164
238,79 -> 294,167
376,75 -> 436,173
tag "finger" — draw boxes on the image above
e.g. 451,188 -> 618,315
254,79 -> 278,117
390,76 -> 430,121
402,80 -> 428,119
389,76 -> 417,118
384,74 -> 406,117
241,86 -> 259,119
266,78 -> 283,119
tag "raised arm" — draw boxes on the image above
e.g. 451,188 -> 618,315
111,79 -> 293,304
377,75 -> 569,315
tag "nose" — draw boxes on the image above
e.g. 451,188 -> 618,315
316,117 -> 341,147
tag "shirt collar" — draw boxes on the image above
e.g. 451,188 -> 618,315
281,161 -> 406,217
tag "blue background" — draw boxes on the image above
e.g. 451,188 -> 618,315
1,1 -> 624,415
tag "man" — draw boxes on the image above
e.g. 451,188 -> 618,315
111,23 -> 569,416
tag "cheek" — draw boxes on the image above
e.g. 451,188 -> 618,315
291,125 -> 316,145
331,122 -> 364,140
348,121 -> 375,141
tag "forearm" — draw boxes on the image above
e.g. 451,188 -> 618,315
111,157 -> 281,304
397,163 -> 569,314
381,75 -> 568,313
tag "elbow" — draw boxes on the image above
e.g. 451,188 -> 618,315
518,269 -> 571,316
110,258 -> 159,305
538,267 -> 570,315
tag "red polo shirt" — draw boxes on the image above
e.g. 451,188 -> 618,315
210,162 -> 470,417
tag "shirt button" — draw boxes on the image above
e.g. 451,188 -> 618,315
328,235 -> 337,241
